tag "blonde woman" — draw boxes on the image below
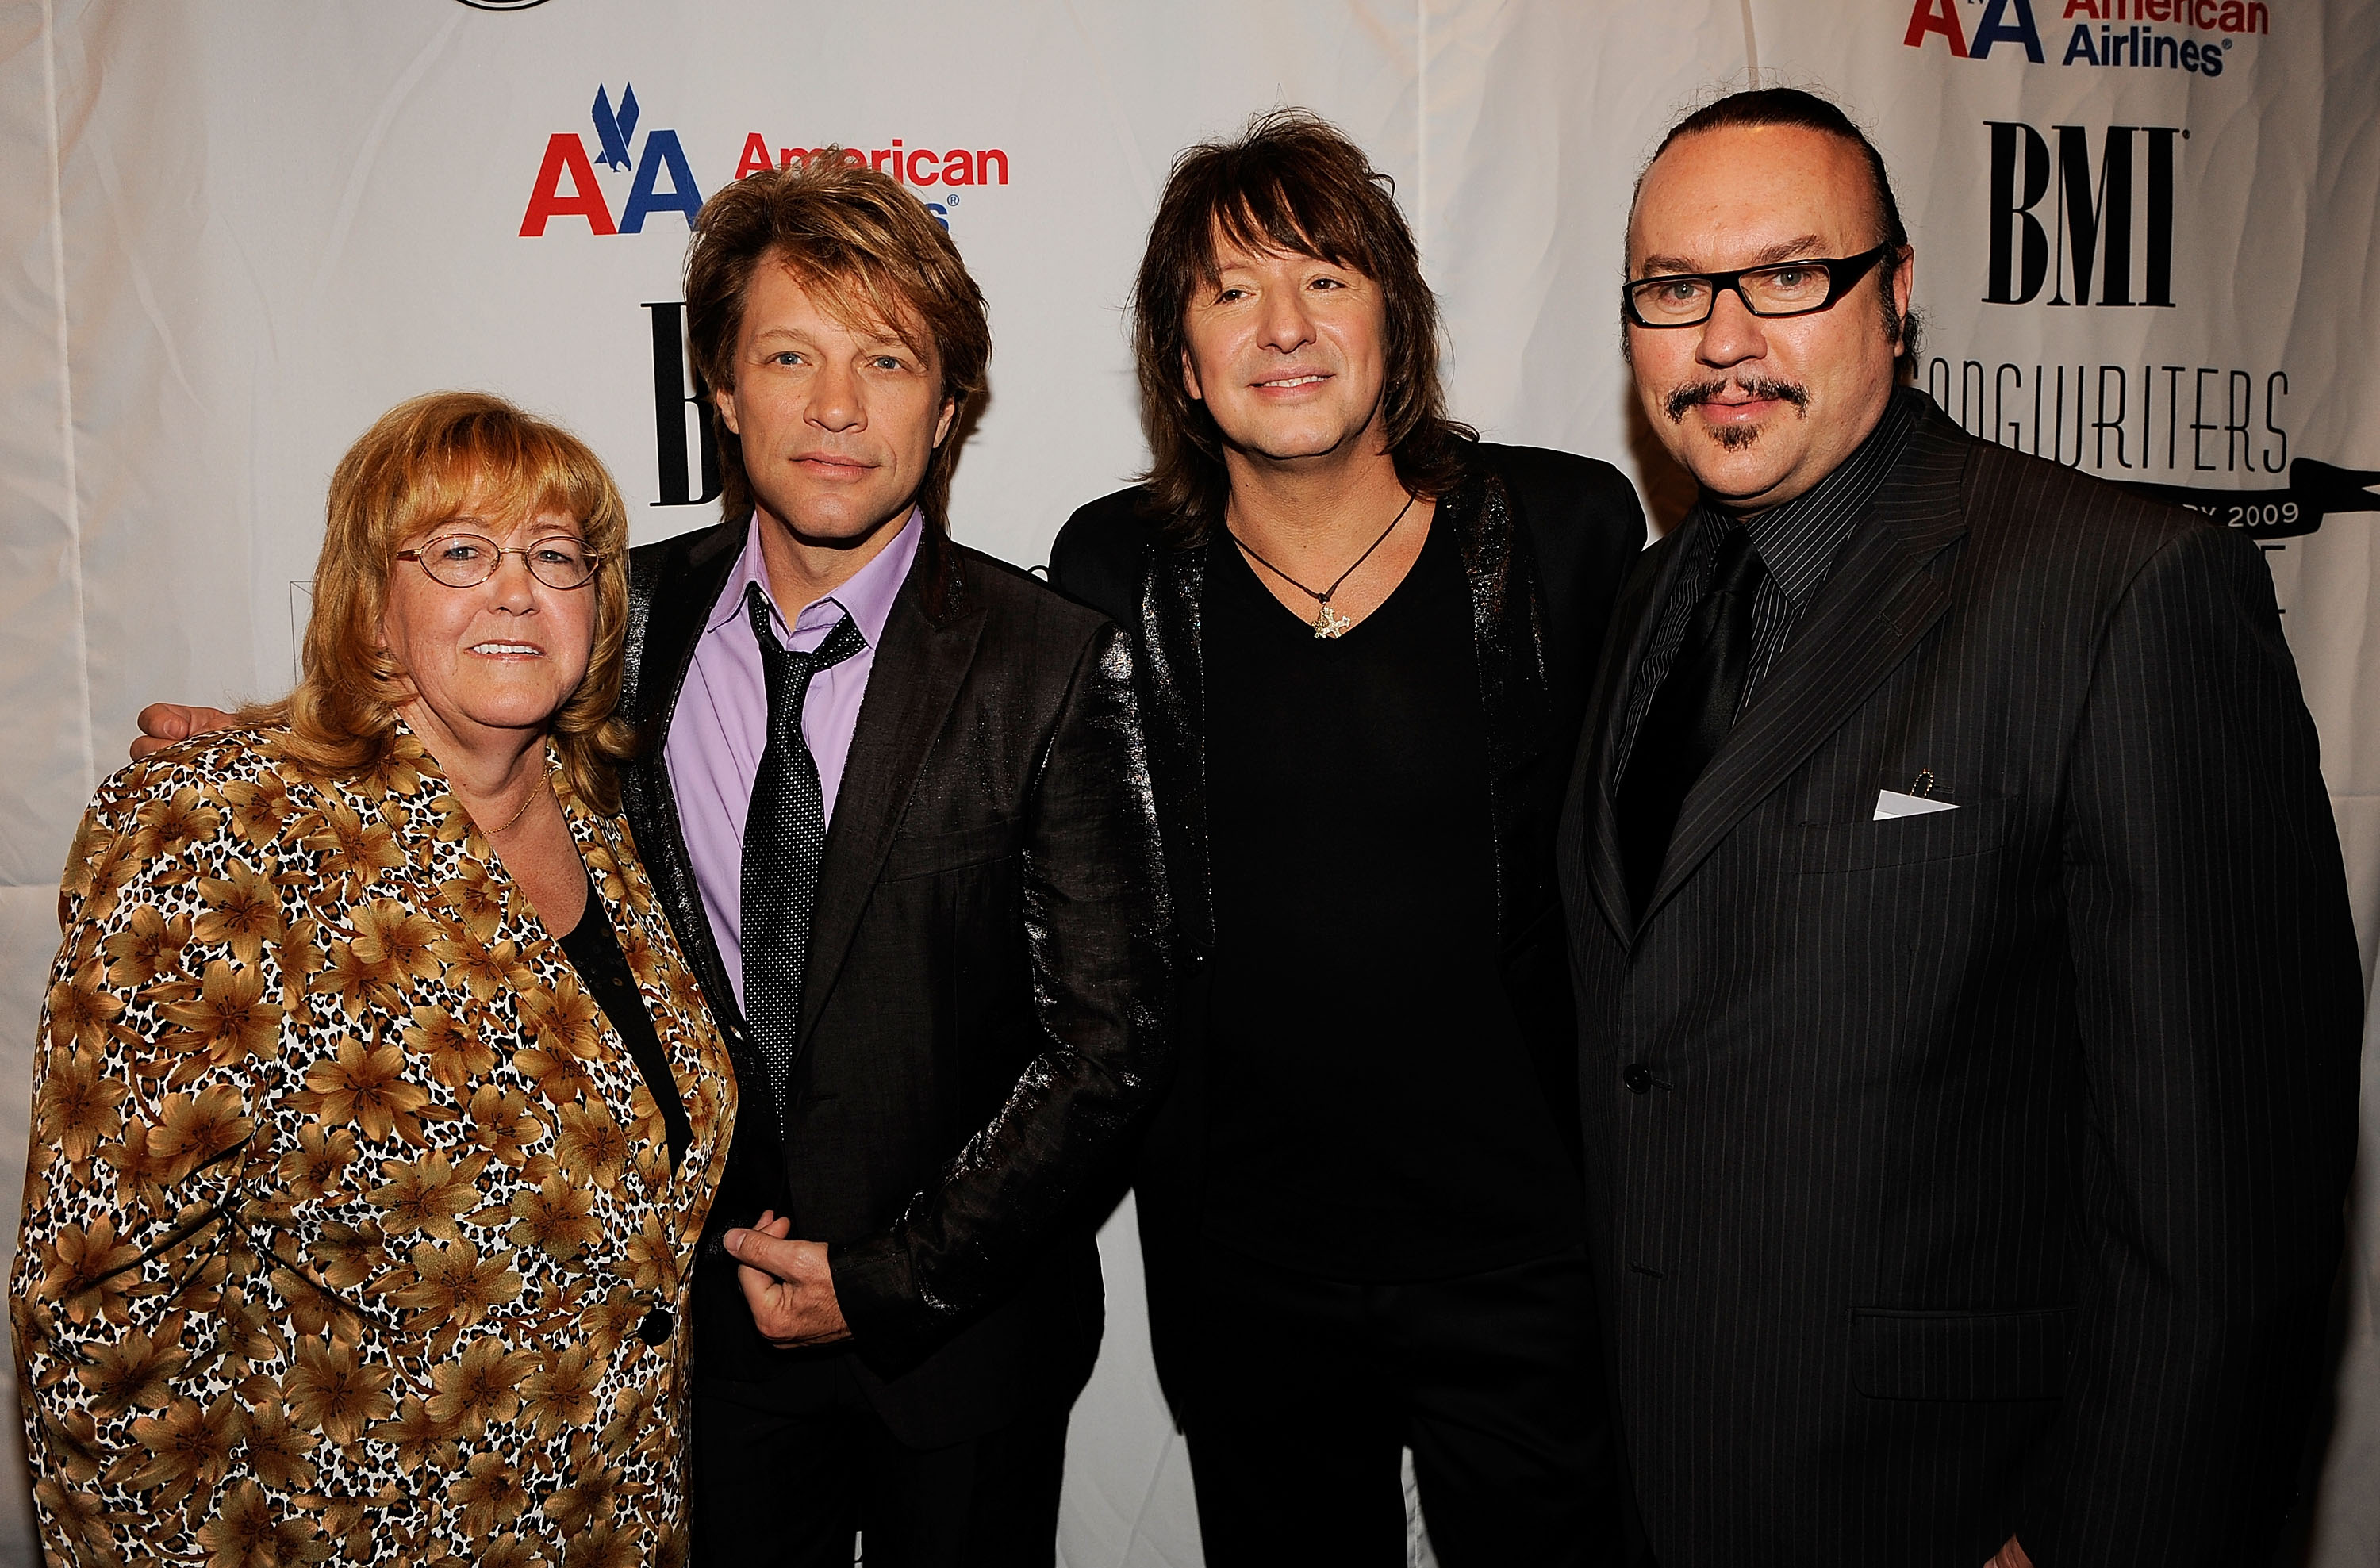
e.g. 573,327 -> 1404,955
13,392 -> 735,1566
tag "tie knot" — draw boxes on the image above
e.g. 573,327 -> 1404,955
1710,523 -> 1766,594
746,583 -> 866,728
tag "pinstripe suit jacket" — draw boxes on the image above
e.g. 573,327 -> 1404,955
1555,399 -> 2360,1567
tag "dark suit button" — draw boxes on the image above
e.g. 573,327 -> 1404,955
637,1307 -> 674,1346
1623,1064 -> 1653,1095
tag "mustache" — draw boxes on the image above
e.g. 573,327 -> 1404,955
1664,377 -> 1810,424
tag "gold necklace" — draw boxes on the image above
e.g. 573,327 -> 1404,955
1229,493 -> 1418,640
476,777 -> 548,838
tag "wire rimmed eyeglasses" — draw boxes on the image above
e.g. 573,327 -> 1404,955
397,532 -> 601,589
1622,243 -> 1900,328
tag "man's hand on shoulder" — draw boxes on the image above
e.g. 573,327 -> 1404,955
132,703 -> 236,761
724,1210 -> 853,1347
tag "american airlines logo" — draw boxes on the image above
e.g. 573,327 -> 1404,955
1903,0 -> 2261,73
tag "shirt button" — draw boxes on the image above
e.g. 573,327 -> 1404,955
1623,1064 -> 1654,1095
637,1307 -> 674,1346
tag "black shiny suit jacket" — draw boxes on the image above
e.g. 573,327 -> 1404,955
1556,399 -> 2362,1566
620,517 -> 1171,1447
1049,442 -> 1646,1414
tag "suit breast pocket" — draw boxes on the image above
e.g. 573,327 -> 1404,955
885,818 -> 1023,882
1795,799 -> 2009,875
1852,1305 -> 2076,1401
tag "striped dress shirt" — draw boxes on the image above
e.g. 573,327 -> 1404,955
1612,386 -> 1921,784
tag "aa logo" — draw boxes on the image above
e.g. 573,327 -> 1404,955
520,84 -> 705,237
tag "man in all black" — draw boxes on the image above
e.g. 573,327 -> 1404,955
1050,111 -> 1646,1564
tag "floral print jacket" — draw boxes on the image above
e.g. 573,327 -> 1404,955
11,724 -> 735,1567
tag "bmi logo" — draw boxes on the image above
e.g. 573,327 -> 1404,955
1983,122 -> 2178,307
520,84 -> 705,236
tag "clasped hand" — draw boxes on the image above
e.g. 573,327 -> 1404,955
724,1211 -> 851,1347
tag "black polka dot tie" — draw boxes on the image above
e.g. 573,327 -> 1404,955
740,582 -> 866,1119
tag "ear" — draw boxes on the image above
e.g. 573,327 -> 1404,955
932,394 -> 958,450
1889,246 -> 1915,335
711,383 -> 742,438
1181,346 -> 1204,404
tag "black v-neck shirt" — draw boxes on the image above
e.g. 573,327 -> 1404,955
1200,516 -> 1581,1279
558,871 -> 692,1171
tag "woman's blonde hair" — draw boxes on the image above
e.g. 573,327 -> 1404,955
248,391 -> 635,811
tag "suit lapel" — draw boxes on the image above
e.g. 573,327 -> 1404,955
1578,534 -> 1687,943
1142,539 -> 1211,950
1641,416 -> 1974,921
622,520 -> 747,1025
795,539 -> 984,1049
1455,464 -> 1552,945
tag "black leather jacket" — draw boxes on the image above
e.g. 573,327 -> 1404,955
1048,442 -> 1645,1414
620,517 -> 1171,1438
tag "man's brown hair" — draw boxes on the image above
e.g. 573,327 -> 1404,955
1133,109 -> 1474,540
684,152 -> 989,535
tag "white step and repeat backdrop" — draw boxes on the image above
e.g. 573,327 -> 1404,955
2,2 -> 2374,1562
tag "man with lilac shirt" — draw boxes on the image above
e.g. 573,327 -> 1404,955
620,157 -> 1169,1565
662,506 -> 919,1002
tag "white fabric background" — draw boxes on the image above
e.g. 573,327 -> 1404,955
1,2 -> 2370,1562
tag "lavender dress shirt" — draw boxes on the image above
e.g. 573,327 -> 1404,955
662,508 -> 922,1012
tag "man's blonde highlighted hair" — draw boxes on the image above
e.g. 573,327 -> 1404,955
248,391 -> 635,811
684,151 -> 990,536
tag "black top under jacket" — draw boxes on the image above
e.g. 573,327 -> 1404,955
1049,439 -> 1648,1417
1200,513 -> 1581,1279
558,867 -> 692,1171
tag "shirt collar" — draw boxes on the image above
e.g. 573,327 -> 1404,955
704,507 -> 925,647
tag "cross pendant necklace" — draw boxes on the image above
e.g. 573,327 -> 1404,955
1229,493 -> 1418,640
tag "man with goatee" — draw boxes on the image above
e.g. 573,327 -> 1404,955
1558,86 -> 2359,1567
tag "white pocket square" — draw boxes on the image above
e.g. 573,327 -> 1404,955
1874,789 -> 1960,820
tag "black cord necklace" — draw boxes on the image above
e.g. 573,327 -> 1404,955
1229,493 -> 1418,640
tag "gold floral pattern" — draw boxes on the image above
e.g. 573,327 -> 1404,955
13,724 -> 735,1566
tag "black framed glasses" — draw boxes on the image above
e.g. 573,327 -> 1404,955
397,532 -> 601,589
1622,243 -> 1898,328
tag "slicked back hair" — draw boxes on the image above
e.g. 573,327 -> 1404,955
684,151 -> 989,537
1633,87 -> 1921,380
1134,109 -> 1474,542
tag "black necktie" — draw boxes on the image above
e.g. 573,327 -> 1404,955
1615,523 -> 1768,918
740,583 -> 866,1118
